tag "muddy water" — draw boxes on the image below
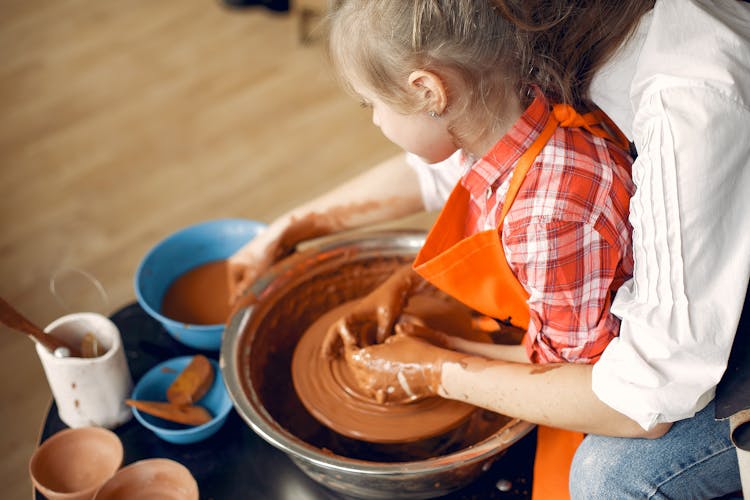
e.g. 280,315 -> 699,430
161,260 -> 231,325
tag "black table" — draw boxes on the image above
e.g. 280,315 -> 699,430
38,303 -> 536,499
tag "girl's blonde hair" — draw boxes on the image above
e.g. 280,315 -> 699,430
328,0 -> 520,138
328,0 -> 654,119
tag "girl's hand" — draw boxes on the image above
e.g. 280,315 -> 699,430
343,330 -> 462,404
322,265 -> 421,359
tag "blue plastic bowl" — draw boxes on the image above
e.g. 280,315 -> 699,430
130,356 -> 232,444
134,218 -> 266,350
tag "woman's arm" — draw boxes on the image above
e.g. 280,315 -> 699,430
589,0 -> 750,430
593,83 -> 750,430
273,153 -> 426,237
439,356 -> 671,438
228,153 -> 425,303
345,332 -> 671,438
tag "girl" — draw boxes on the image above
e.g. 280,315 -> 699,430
321,1 -> 635,368
318,1 -> 639,496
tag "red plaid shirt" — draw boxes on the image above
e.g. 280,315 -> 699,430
461,92 -> 634,364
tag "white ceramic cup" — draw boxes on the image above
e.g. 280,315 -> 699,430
38,313 -> 133,429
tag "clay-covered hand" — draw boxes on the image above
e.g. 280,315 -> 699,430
344,328 -> 463,404
227,213 -> 336,308
226,228 -> 277,309
322,265 -> 421,359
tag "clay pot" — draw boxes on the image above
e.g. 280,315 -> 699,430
93,458 -> 198,500
29,427 -> 123,500
221,230 -> 535,499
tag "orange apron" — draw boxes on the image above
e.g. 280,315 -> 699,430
414,103 -> 630,499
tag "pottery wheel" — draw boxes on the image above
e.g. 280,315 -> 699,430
292,295 -> 478,444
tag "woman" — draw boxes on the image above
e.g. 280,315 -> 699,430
229,0 -> 750,496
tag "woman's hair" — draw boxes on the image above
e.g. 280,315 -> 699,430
496,0 -> 656,107
328,0 -> 654,122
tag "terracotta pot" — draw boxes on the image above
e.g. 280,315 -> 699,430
30,427 -> 123,500
93,458 -> 198,500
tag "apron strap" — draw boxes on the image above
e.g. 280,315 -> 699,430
553,103 -> 632,151
498,113 -> 560,222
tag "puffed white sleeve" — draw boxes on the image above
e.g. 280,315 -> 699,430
405,151 -> 465,212
592,86 -> 750,430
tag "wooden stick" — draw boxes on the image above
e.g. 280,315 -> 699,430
125,399 -> 212,426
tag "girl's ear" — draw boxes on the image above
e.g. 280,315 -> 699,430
408,70 -> 447,115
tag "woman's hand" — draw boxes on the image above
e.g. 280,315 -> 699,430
227,213 -> 339,308
344,328 -> 462,404
226,225 -> 280,308
322,265 -> 422,359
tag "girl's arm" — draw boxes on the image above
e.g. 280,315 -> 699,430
442,335 -> 529,363
398,322 -> 530,363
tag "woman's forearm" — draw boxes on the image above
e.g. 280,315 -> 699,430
231,153 -> 424,266
439,357 -> 671,438
279,153 -> 425,236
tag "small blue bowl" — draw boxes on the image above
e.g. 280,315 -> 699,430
130,356 -> 232,444
134,218 -> 266,350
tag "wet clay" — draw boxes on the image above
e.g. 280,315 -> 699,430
292,295 -> 478,444
161,260 -> 231,325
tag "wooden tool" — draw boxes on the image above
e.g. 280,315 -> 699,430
125,400 -> 212,426
0,296 -> 79,357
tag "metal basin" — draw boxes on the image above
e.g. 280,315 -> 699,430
221,230 -> 534,499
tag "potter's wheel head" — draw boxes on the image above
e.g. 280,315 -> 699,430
292,297 -> 476,444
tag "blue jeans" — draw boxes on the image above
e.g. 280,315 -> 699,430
569,401 -> 741,499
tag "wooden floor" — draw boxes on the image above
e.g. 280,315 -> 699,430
0,1 -> 403,497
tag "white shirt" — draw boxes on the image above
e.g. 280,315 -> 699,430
406,150 -> 466,212
407,0 -> 750,430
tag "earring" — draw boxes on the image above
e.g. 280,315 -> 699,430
429,111 -> 440,118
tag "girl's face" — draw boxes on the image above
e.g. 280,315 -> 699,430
356,86 -> 458,164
